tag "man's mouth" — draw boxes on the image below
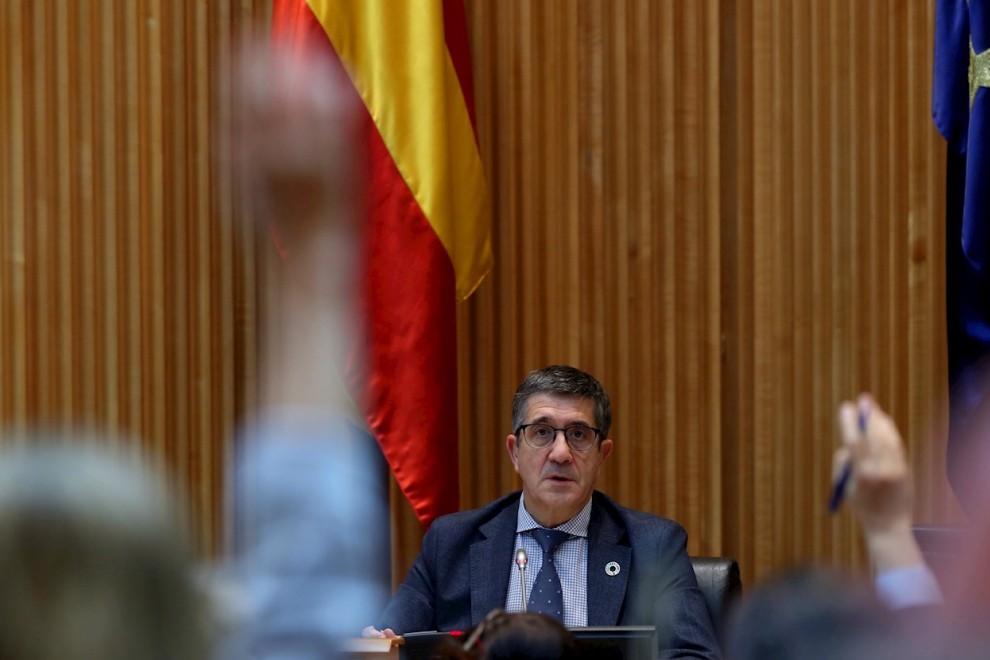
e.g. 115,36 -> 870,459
545,474 -> 574,483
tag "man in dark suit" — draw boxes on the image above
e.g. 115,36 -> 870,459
368,365 -> 719,658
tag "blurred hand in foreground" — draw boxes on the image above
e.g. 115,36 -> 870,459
835,394 -> 921,571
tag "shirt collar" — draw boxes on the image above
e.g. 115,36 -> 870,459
516,492 -> 592,538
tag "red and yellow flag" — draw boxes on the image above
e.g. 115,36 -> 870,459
272,0 -> 491,527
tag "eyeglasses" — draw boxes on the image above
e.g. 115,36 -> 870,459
515,423 -> 601,452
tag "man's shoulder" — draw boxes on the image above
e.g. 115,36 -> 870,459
427,491 -> 521,534
592,491 -> 687,537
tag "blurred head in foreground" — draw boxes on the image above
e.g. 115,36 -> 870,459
435,610 -> 580,660
0,438 -> 210,660
724,567 -> 902,660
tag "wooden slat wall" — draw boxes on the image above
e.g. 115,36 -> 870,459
0,0 -> 270,556
0,0 -> 967,589
723,0 -> 961,581
450,0 -> 724,555
394,0 -> 966,588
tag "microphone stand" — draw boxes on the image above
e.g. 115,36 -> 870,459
515,548 -> 528,613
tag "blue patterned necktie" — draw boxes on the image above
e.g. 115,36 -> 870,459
528,528 -> 570,621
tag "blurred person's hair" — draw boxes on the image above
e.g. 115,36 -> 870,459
0,435 -> 211,660
434,610 -> 580,660
725,567 -> 909,660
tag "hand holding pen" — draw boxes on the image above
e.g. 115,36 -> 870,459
831,394 -> 923,572
828,402 -> 868,514
832,394 -> 912,522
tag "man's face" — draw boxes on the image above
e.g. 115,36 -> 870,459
505,393 -> 613,528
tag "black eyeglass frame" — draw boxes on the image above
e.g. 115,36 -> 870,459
514,423 -> 602,452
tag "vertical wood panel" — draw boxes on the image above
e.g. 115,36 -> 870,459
447,0 -> 962,590
0,0 -> 269,555
446,0 -> 726,578
0,0 -> 964,590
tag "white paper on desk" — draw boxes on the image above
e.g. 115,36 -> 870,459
340,637 -> 398,653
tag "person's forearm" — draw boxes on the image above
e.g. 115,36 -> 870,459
865,524 -> 924,573
263,215 -> 360,413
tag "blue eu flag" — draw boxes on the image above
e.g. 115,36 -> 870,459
935,0 -> 990,515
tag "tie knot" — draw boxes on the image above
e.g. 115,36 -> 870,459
532,528 -> 570,555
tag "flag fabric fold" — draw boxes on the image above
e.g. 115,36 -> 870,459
272,0 -> 491,528
934,0 -> 990,515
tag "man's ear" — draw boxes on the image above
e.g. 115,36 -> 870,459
506,434 -> 520,471
599,438 -> 614,463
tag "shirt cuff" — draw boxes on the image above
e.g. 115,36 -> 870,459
874,564 -> 943,609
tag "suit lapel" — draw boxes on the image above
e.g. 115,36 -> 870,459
586,498 -> 631,626
469,496 -> 519,624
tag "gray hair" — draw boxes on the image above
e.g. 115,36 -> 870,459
0,437 -> 212,660
510,365 -> 612,439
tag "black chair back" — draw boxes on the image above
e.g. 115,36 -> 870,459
691,555 -> 742,632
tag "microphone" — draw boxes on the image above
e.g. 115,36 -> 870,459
515,547 -> 528,612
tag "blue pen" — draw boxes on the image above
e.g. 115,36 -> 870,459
829,405 -> 868,514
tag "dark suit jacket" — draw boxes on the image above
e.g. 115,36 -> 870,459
378,491 -> 719,659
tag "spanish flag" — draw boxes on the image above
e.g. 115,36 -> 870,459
272,0 -> 491,527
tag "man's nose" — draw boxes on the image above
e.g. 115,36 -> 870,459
547,430 -> 573,462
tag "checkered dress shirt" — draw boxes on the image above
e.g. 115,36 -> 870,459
503,494 -> 591,627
